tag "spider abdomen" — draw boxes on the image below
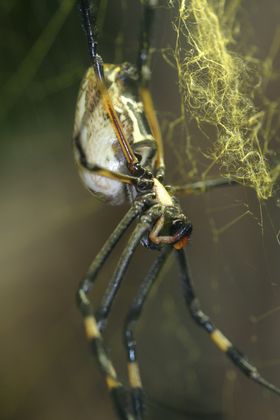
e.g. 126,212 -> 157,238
74,63 -> 157,205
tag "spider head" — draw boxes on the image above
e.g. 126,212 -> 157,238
170,216 -> 193,249
143,206 -> 193,250
165,207 -> 193,249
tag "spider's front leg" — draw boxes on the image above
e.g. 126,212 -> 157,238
176,248 -> 280,397
171,177 -> 238,195
79,293 -> 133,419
77,204 -> 143,420
123,246 -> 172,419
77,195 -> 159,420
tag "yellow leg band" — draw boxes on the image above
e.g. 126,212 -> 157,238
128,362 -> 142,388
84,316 -> 101,339
211,329 -> 231,352
106,375 -> 120,389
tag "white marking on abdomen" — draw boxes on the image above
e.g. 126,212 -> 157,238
120,96 -> 153,143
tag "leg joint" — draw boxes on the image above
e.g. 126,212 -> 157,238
227,346 -> 257,377
189,299 -> 215,333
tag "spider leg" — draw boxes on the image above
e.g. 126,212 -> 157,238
123,246 -> 172,419
137,1 -> 165,181
96,209 -> 161,330
77,203 -> 145,297
78,0 -> 139,170
171,177 -> 238,195
78,205 -> 159,419
176,248 -> 280,396
137,0 -> 157,84
79,297 -> 134,420
77,204 -> 145,420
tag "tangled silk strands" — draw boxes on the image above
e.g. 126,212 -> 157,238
170,0 -> 280,200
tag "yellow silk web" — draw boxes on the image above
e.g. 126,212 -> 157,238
169,0 -> 280,199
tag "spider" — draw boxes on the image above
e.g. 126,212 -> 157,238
73,1 -> 280,419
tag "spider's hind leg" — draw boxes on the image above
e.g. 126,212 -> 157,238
176,248 -> 280,397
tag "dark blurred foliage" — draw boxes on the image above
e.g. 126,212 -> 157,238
1,1 -> 280,420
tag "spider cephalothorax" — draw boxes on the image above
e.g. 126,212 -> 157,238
140,201 -> 193,250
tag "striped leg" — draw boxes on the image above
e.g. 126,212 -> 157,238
79,0 -> 139,170
176,248 -> 280,396
77,205 -> 146,420
79,294 -> 134,420
77,203 -> 144,298
124,246 -> 172,419
96,211 -> 160,331
87,219 -> 154,417
171,177 -> 238,195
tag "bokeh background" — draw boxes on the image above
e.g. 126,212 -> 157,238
1,1 -> 280,420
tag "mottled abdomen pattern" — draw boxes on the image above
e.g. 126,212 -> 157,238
73,64 -> 156,205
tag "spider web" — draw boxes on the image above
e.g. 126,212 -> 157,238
0,1 -> 280,420
153,2 -> 280,419
167,0 -> 280,201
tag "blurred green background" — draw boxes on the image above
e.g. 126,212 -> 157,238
1,1 -> 280,419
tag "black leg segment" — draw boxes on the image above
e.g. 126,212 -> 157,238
79,0 -> 104,79
124,245 -> 172,419
79,293 -> 135,420
77,204 -> 145,420
138,0 -> 158,85
77,203 -> 144,299
171,177 -> 238,196
96,211 -> 161,331
176,248 -> 280,396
